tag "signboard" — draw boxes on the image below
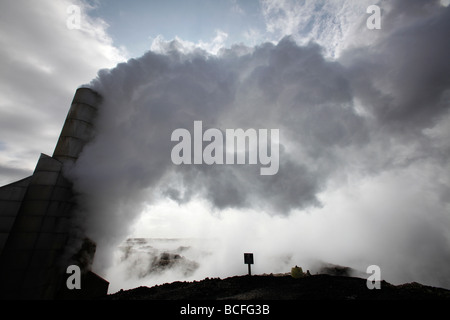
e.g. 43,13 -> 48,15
244,253 -> 254,265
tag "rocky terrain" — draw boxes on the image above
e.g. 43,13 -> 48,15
105,273 -> 450,300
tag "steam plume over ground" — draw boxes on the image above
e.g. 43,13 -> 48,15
60,1 -> 450,293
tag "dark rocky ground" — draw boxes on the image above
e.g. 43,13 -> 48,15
104,274 -> 450,300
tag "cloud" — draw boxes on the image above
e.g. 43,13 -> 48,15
342,1 -> 450,132
150,29 -> 229,55
68,37 -> 360,223
260,0 -> 376,58
0,0 -> 126,185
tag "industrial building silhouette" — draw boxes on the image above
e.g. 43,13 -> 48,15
0,88 -> 109,299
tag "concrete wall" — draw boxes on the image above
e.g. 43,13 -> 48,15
0,88 -> 105,299
0,154 -> 73,298
0,177 -> 31,255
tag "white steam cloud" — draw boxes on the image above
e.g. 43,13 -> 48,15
65,1 -> 450,292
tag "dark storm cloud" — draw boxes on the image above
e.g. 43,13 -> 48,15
342,2 -> 450,132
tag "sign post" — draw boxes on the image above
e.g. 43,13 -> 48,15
244,253 -> 254,276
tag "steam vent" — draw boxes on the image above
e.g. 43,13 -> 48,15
0,88 -> 109,299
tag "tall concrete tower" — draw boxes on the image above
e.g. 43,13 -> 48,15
0,88 -> 108,299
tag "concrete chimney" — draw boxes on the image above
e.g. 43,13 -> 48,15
53,87 -> 102,162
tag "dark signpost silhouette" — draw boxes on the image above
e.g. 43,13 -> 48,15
244,253 -> 254,276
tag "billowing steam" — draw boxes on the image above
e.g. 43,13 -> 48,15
65,1 -> 450,292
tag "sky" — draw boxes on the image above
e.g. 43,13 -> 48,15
1,0 -> 450,293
